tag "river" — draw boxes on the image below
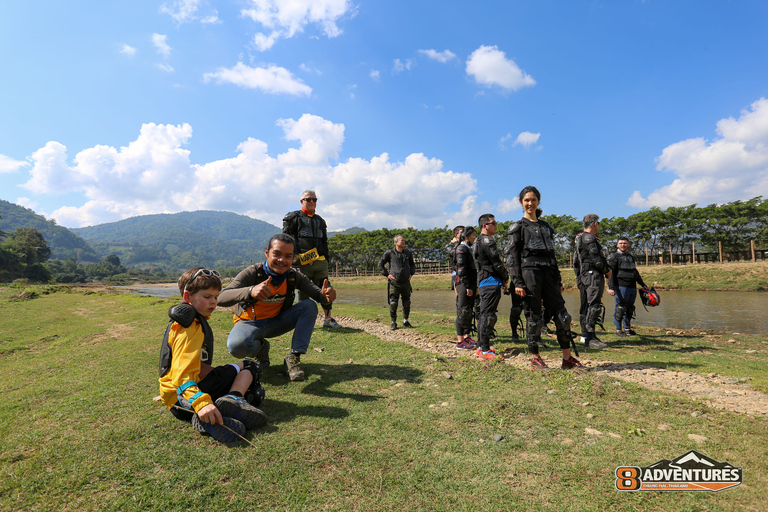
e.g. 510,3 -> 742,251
120,285 -> 768,335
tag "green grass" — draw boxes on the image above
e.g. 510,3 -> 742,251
1,286 -> 766,511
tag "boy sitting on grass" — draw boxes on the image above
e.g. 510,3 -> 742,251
158,267 -> 267,442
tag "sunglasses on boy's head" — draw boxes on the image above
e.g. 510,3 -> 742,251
302,197 -> 318,202
183,268 -> 221,295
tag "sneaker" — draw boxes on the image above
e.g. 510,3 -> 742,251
390,322 -> 398,330
191,415 -> 245,443
323,317 -> 342,329
283,353 -> 305,381
456,337 -> 477,350
402,319 -> 413,328
628,329 -> 637,335
476,348 -> 503,361
215,395 -> 267,430
588,338 -> 608,349
561,356 -> 583,370
255,340 -> 270,369
616,330 -> 628,337
530,355 -> 548,370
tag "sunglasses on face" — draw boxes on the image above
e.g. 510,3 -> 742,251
485,221 -> 497,226
183,268 -> 221,295
302,197 -> 318,202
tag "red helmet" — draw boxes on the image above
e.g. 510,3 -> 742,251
640,286 -> 660,307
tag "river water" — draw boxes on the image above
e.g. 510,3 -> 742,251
120,285 -> 768,335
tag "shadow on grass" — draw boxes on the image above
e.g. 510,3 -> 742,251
262,398 -> 350,427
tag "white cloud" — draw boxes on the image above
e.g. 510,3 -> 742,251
119,44 -> 137,57
152,34 -> 172,59
18,115 -> 476,229
466,45 -> 536,91
497,198 -> 520,214
203,62 -> 312,97
393,58 -> 415,74
299,63 -> 321,74
155,63 -> 175,73
241,0 -> 354,51
418,49 -> 456,63
15,197 -> 38,210
513,131 -> 541,148
629,97 -> 768,208
0,155 -> 30,173
369,69 -> 380,81
160,0 -> 219,24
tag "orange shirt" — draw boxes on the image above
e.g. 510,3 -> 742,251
234,279 -> 288,323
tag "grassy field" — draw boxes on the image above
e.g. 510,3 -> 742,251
1,285 -> 766,511
330,260 -> 768,293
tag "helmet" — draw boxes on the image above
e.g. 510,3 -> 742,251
640,286 -> 660,307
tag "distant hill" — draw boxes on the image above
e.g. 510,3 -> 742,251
329,226 -> 367,237
72,210 -> 281,271
0,200 -> 99,262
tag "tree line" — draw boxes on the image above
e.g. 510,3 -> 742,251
328,197 -> 768,271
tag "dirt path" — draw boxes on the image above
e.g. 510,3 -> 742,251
328,315 -> 768,419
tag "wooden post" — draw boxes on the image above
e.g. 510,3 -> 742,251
645,247 -> 649,266
751,240 -> 756,262
659,249 -> 663,265
691,241 -> 695,264
669,244 -> 673,265
719,241 -> 723,263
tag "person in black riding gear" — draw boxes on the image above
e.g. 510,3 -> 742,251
378,235 -> 416,330
282,189 -> 341,329
509,186 -> 582,370
573,213 -> 611,349
455,226 -> 478,350
473,213 -> 509,360
607,236 -> 647,336
446,225 -> 464,291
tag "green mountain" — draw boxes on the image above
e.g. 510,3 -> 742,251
72,210 -> 281,271
329,226 -> 367,237
0,200 -> 98,262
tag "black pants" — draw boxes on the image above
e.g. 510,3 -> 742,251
455,283 -> 476,336
388,280 -> 412,321
521,267 -> 570,354
579,271 -> 604,334
477,285 -> 502,351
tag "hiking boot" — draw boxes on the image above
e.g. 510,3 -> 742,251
403,319 -> 413,328
530,355 -> 548,370
476,348 -> 503,361
323,317 -> 342,329
191,415 -> 245,443
616,330 -> 628,337
456,337 -> 477,350
511,331 -> 521,342
283,353 -> 305,381
561,356 -> 583,370
628,329 -> 637,335
255,340 -> 270,369
390,322 -> 398,330
215,395 -> 268,430
585,333 -> 607,349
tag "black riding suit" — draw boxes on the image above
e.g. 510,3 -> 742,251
455,241 -> 477,337
574,232 -> 609,336
473,233 -> 509,352
378,247 -> 416,322
508,218 -> 573,355
607,250 -> 647,329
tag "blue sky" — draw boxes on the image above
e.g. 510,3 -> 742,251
1,0 -> 767,231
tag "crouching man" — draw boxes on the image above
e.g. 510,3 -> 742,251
219,234 -> 337,382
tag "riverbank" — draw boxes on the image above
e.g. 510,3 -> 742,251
332,260 -> 768,292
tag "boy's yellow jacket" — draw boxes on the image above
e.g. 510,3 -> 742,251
158,317 -> 213,413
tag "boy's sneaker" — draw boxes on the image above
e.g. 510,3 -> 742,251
456,337 -> 476,350
323,317 -> 342,329
191,415 -> 245,443
402,319 -> 413,328
561,356 -> 583,370
390,322 -> 398,330
215,394 -> 268,430
255,340 -> 270,369
530,355 -> 548,370
283,353 -> 305,381
476,348 -> 503,361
